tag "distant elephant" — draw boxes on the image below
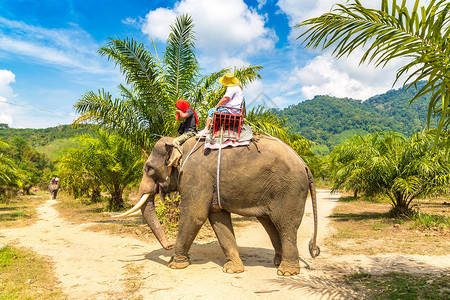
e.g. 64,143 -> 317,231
48,183 -> 59,199
118,135 -> 320,276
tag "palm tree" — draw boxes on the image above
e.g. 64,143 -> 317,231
58,130 -> 143,211
0,140 -> 21,201
329,131 -> 449,216
297,0 -> 450,145
74,14 -> 262,150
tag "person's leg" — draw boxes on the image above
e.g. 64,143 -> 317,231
198,108 -> 216,136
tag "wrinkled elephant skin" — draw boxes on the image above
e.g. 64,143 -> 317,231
138,136 -> 319,276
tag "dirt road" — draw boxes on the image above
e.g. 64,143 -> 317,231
1,190 -> 448,299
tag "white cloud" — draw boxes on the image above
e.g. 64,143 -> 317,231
0,70 -> 15,98
285,51 -> 408,100
141,0 -> 277,69
141,8 -> 176,41
0,69 -> 16,126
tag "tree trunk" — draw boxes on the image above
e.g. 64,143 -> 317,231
108,186 -> 124,211
90,187 -> 101,203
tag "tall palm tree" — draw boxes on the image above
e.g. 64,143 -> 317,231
297,0 -> 450,145
74,14 -> 262,150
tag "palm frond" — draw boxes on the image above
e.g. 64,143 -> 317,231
163,14 -> 199,101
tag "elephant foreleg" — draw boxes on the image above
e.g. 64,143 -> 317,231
209,210 -> 244,273
257,216 -> 282,266
169,197 -> 210,269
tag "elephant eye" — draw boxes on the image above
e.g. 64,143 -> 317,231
145,163 -> 155,176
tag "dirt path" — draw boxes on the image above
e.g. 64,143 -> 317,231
1,190 -> 449,299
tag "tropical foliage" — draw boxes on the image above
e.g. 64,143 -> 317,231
297,0 -> 450,144
0,142 -> 21,200
0,137 -> 53,201
57,130 -> 143,211
73,14 -> 263,151
328,131 -> 449,216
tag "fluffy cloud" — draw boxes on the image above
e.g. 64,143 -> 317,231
0,70 -> 16,126
141,0 -> 277,69
286,51 -> 407,100
0,69 -> 15,97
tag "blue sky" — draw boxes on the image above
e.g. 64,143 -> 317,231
0,0 -> 412,128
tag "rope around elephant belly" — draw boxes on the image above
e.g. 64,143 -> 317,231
216,128 -> 224,209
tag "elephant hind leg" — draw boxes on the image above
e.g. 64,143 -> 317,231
257,216 -> 282,266
276,226 -> 300,276
208,210 -> 244,273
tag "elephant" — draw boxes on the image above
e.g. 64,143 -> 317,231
118,135 -> 320,276
48,183 -> 59,200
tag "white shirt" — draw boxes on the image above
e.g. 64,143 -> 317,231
224,85 -> 243,108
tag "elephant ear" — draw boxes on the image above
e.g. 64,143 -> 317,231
164,143 -> 174,166
164,143 -> 182,177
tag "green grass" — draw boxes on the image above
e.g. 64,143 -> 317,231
409,211 -> 450,230
345,272 -> 449,299
0,245 -> 65,299
339,195 -> 387,203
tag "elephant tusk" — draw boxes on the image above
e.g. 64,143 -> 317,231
111,194 -> 149,218
127,210 -> 142,216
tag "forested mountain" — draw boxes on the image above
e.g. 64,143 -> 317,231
0,124 -> 96,147
276,82 -> 438,151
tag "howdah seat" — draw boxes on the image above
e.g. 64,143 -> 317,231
212,106 -> 244,139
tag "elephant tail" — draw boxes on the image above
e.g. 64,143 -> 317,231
306,166 -> 320,258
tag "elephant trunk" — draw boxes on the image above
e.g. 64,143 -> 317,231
139,182 -> 173,250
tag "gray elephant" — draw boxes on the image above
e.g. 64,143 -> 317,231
117,135 -> 320,276
48,183 -> 59,199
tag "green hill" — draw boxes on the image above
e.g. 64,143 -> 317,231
0,124 -> 96,148
276,82 -> 438,151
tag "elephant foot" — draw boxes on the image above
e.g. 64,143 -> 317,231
274,253 -> 282,266
168,255 -> 190,269
277,261 -> 300,276
222,260 -> 244,274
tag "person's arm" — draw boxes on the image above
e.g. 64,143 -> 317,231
176,109 -> 192,119
215,96 -> 230,108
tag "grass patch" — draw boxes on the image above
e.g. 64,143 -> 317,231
326,198 -> 450,255
345,272 -> 449,299
339,195 -> 386,203
0,194 -> 48,228
410,211 -> 450,231
0,245 -> 65,299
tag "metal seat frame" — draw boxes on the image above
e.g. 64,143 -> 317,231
212,105 -> 244,139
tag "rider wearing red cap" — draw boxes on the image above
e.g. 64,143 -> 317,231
173,99 -> 198,155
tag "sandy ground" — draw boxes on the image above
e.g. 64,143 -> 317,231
1,190 -> 449,299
